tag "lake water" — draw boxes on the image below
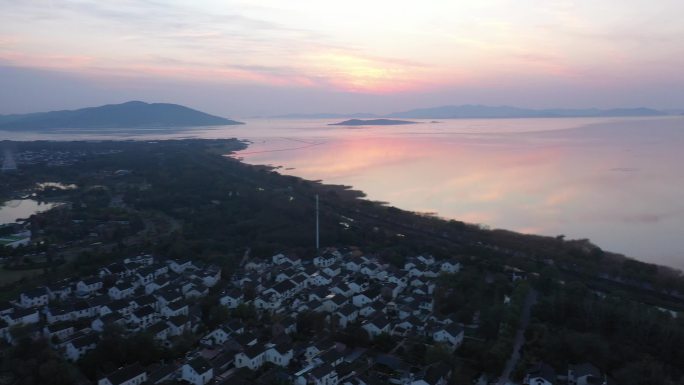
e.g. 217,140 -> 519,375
2,116 -> 683,269
0,199 -> 59,225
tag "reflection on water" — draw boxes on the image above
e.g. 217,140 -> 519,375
0,199 -> 59,225
2,116 -> 683,268
236,117 -> 684,269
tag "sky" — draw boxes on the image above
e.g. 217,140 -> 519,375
1,0 -> 683,117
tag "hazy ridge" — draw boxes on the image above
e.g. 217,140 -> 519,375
0,101 -> 243,130
269,105 -> 667,119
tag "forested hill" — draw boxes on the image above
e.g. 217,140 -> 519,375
0,101 -> 243,130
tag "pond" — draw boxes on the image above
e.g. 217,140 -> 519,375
0,199 -> 60,225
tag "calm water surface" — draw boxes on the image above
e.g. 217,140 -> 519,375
2,116 -> 683,268
0,199 -> 59,225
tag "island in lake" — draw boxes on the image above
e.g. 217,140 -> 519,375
329,118 -> 418,126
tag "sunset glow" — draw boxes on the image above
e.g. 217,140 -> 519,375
1,1 -> 684,114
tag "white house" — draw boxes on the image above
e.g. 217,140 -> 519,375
92,313 -> 126,332
136,267 -> 156,285
148,321 -> 170,342
167,315 -> 190,336
168,258 -> 193,273
313,253 -> 337,268
352,288 -> 381,308
129,305 -> 156,329
568,363 -> 603,385
440,259 -> 461,274
263,279 -> 298,300
273,253 -> 302,266
200,266 -> 221,287
382,283 -> 403,299
3,308 -> 40,326
362,315 -> 390,338
43,323 -> 75,342
130,295 -> 158,311
322,265 -> 341,277
359,262 -> 381,278
345,256 -> 367,272
202,326 -> 232,346
417,296 -> 434,312
77,277 -> 103,295
323,294 -> 348,313
155,291 -> 182,310
406,265 -> 426,278
335,305 -> 359,328
161,301 -> 188,318
358,304 -> 376,318
99,263 -> 130,279
19,287 -> 49,308
219,289 -> 243,309
417,255 -> 435,266
265,343 -> 294,367
235,345 -> 266,370
108,283 -> 136,300
309,365 -> 338,385
254,295 -> 282,311
330,283 -> 354,298
409,364 -> 452,385
150,263 -> 169,277
309,273 -> 332,287
145,277 -> 170,295
432,324 -> 464,351
387,272 -> 409,288
244,258 -> 270,271
524,362 -> 556,385
182,357 -> 214,385
45,306 -> 72,324
65,333 -> 98,361
46,283 -> 72,301
98,363 -> 147,385
71,300 -> 99,320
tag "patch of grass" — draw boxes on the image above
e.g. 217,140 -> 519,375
0,267 -> 43,286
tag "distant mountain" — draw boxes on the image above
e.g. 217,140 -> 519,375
268,105 -> 669,120
271,112 -> 378,119
387,105 -> 666,119
329,119 -> 418,126
0,101 -> 243,130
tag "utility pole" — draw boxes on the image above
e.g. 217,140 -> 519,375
315,194 -> 320,252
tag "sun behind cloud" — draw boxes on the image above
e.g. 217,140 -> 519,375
304,51 -> 427,93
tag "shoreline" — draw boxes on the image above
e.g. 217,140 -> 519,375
0,139 -> 683,322
2,138 -> 683,275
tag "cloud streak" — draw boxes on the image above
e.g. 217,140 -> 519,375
1,0 -> 684,112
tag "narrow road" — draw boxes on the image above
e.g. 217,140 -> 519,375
497,289 -> 538,385
389,338 -> 406,355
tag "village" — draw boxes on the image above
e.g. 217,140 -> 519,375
0,243 -> 615,385
0,245 -> 466,384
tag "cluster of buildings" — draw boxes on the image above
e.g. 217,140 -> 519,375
1,247 -> 468,385
12,148 -> 88,168
12,148 -> 122,168
523,362 -> 615,385
192,248 -> 465,385
1,254 -> 220,364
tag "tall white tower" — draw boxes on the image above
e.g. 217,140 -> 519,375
315,194 -> 320,251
